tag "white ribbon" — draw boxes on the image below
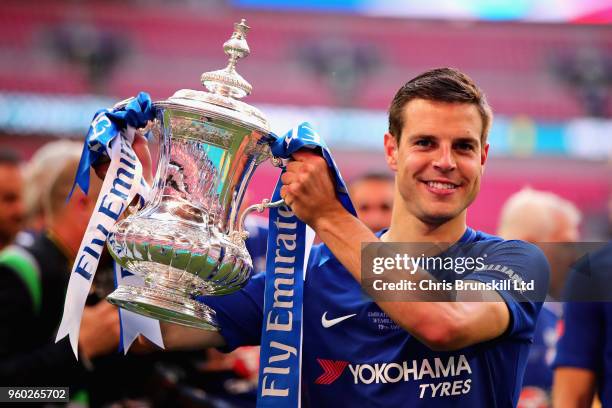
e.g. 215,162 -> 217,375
56,130 -> 162,357
114,263 -> 165,352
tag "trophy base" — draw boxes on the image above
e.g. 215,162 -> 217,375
107,285 -> 219,331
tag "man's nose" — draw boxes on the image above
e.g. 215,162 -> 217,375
432,146 -> 457,172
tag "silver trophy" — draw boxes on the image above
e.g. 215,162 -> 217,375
106,20 -> 281,330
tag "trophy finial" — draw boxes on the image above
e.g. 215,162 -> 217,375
201,19 -> 253,99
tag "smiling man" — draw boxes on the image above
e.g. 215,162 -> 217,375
161,68 -> 549,406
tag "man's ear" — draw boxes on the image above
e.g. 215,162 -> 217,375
481,143 -> 490,173
384,133 -> 399,172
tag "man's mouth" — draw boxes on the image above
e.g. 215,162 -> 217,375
424,181 -> 459,190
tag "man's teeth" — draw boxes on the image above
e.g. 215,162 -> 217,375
427,181 -> 457,190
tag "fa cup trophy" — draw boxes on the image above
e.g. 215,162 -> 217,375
106,20 -> 280,330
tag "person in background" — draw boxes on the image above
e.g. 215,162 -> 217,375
497,187 -> 582,408
12,141 -> 87,249
0,142 -> 121,403
349,171 -> 394,232
498,187 -> 581,299
0,148 -> 25,250
24,140 -> 85,232
552,239 -> 611,408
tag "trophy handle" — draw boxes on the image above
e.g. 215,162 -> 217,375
229,154 -> 287,244
270,156 -> 285,167
230,198 -> 285,244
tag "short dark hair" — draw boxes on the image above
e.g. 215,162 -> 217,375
388,68 -> 493,144
349,171 -> 394,186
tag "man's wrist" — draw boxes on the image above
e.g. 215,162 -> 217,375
312,206 -> 354,235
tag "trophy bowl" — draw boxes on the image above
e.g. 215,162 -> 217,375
106,20 -> 275,330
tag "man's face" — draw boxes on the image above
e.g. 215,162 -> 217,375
351,179 -> 394,232
551,212 -> 579,243
0,164 -> 25,243
384,99 -> 488,225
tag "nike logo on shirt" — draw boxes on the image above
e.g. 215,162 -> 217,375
321,312 -> 357,328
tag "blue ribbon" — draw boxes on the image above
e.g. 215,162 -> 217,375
257,122 -> 355,407
71,92 -> 155,197
269,122 -> 356,216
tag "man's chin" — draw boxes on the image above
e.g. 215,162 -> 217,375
418,209 -> 460,226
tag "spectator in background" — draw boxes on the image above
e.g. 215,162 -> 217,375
0,148 -> 25,250
23,140 -> 84,233
498,187 -> 581,299
349,171 -> 394,232
552,240 -> 612,408
497,187 -> 581,408
0,142 -> 121,401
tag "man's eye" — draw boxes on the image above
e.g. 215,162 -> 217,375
456,142 -> 475,151
415,139 -> 432,147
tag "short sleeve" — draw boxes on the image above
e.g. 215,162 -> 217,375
466,241 -> 550,340
198,272 -> 265,351
552,302 -> 603,371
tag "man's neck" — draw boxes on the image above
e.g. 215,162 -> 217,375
384,209 -> 467,244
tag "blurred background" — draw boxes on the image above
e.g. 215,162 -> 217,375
0,0 -> 610,238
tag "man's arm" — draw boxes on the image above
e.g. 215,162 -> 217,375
160,322 -> 226,350
553,368 -> 596,408
281,150 -> 509,351
314,205 -> 509,350
552,301 -> 603,408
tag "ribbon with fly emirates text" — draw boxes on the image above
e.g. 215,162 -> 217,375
256,123 -> 356,407
56,92 -> 164,357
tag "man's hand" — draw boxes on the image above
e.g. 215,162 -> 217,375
79,302 -> 120,360
279,150 -> 346,229
94,132 -> 153,184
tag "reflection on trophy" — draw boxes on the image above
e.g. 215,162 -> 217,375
106,19 -> 279,330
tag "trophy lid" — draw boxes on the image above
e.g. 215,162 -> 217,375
157,19 -> 270,133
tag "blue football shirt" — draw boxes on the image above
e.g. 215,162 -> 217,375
202,228 -> 550,407
553,242 -> 612,406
